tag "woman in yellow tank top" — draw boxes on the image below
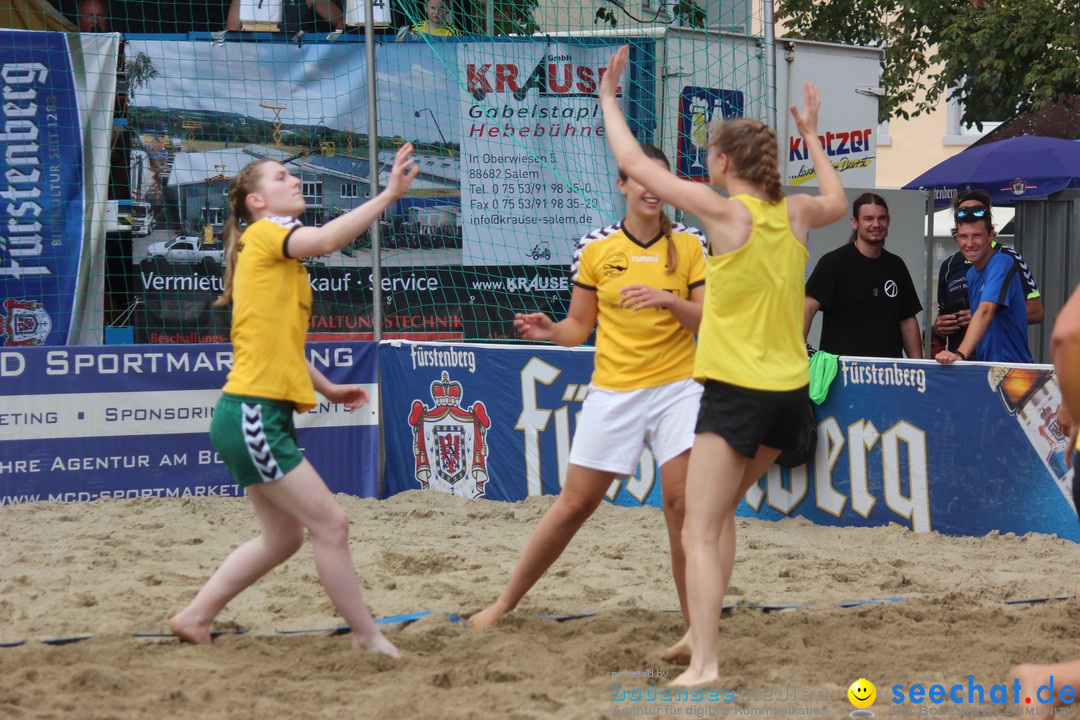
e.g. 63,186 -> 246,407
600,45 -> 849,685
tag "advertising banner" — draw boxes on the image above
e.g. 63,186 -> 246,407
676,86 -> 744,181
0,341 -> 379,503
456,40 -> 638,265
379,345 -> 1079,542
380,340 -> 664,506
756,358 -> 1078,541
0,31 -> 117,345
132,263 -> 571,343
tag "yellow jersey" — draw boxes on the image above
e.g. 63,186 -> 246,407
573,221 -> 707,391
693,195 -> 809,391
222,216 -> 317,412
411,21 -> 460,36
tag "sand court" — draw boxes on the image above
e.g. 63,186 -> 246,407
1,490 -> 1077,719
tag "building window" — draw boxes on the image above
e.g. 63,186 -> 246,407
341,182 -> 359,199
302,181 -> 323,205
944,93 -> 1003,146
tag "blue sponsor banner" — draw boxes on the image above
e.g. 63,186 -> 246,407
676,86 -> 744,181
0,31 -> 85,345
747,358 -> 1079,542
380,340 -> 665,506
0,342 -> 379,503
379,344 -> 1078,542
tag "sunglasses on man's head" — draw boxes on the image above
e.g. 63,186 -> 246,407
955,206 -> 989,221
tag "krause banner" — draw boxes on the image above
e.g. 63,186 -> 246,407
124,37 -> 639,268
0,341 -> 378,504
0,31 -> 117,345
380,344 -> 1079,542
132,263 -> 571,343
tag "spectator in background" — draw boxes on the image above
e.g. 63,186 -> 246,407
411,0 -> 459,35
934,190 -> 1043,354
226,0 -> 344,32
77,0 -> 109,31
803,193 -> 923,358
935,207 -> 1033,364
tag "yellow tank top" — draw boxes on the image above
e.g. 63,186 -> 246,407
693,195 -> 809,391
222,217 -> 317,412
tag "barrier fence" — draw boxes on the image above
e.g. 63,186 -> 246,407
2,341 -> 1076,543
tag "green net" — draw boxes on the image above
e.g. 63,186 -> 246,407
0,0 -> 770,345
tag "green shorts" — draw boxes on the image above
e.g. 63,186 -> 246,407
210,394 -> 304,487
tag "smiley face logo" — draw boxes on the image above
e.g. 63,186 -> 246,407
848,678 -> 876,709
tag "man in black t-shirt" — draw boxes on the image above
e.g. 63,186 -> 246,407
804,193 -> 923,358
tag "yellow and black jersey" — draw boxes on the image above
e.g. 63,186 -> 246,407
222,216 -> 317,412
573,221 -> 707,391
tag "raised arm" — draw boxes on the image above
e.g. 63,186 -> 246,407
287,143 -> 420,259
599,46 -> 725,222
784,83 -> 848,236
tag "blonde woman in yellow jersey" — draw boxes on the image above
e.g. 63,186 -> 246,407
468,144 -> 708,631
169,144 -> 419,655
601,46 -> 848,685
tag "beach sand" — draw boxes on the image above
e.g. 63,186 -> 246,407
1,489 -> 1077,719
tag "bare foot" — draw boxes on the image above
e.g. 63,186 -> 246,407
168,610 -> 213,646
353,630 -> 400,658
669,666 -> 720,687
466,600 -> 509,629
659,630 -> 692,665
1008,664 -> 1059,708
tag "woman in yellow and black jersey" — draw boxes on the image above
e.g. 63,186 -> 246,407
601,46 -> 849,684
169,144 -> 419,657
469,144 -> 708,632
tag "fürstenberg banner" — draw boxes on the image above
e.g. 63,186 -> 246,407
379,345 -> 1079,543
1,343 -> 1076,543
0,31 -> 117,345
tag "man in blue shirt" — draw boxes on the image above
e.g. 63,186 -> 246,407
935,208 -> 1033,364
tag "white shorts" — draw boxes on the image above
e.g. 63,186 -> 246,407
568,378 -> 702,476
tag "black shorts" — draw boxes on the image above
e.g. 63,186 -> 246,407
695,380 -> 815,464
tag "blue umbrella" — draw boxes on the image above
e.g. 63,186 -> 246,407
903,135 -> 1080,207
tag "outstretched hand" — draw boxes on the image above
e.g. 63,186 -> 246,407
599,45 -> 629,100
514,312 -> 555,341
387,142 -> 420,197
322,383 -> 370,411
789,82 -> 822,140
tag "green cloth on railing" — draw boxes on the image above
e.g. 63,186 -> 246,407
808,350 -> 840,405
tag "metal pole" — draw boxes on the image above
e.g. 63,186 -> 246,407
486,0 -> 494,35
923,190 -> 934,359
764,0 -> 777,130
365,0 -> 382,342
364,0 -> 386,497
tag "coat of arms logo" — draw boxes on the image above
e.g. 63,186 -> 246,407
408,371 -> 491,498
1,298 -> 52,345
